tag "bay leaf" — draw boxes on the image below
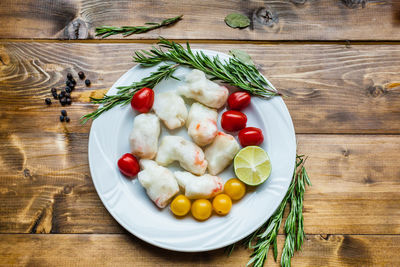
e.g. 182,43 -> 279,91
229,49 -> 255,66
224,13 -> 250,29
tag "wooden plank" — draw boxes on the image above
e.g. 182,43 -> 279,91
1,42 -> 400,134
0,134 -> 399,234
0,234 -> 399,266
299,135 -> 400,235
0,0 -> 397,40
0,131 -> 122,234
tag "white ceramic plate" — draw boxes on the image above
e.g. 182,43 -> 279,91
88,49 -> 296,252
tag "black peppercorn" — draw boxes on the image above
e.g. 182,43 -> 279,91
61,110 -> 67,116
60,90 -> 66,98
51,88 -> 58,99
65,116 -> 70,122
66,80 -> 75,89
66,98 -> 72,105
65,86 -> 72,93
70,78 -> 76,86
78,71 -> 85,79
60,97 -> 67,106
65,92 -> 71,98
67,73 -> 73,80
45,98 -> 52,105
85,79 -> 91,86
60,115 -> 65,122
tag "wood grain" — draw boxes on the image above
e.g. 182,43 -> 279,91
0,234 -> 399,266
1,41 -> 399,235
0,0 -> 397,40
1,42 -> 400,134
299,135 -> 400,235
1,0 -> 399,264
0,133 -> 399,235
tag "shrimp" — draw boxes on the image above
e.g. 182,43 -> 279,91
156,136 -> 208,175
204,132 -> 240,175
178,69 -> 228,109
186,102 -> 218,146
174,171 -> 223,199
153,91 -> 188,130
129,113 -> 160,159
138,160 -> 179,208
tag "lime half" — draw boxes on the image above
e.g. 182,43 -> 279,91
234,146 -> 271,186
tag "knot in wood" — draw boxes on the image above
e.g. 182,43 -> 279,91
367,85 -> 386,97
23,168 -> 32,178
342,149 -> 350,157
363,176 -> 375,184
63,185 -> 72,194
64,18 -> 88,39
253,7 -> 278,26
342,0 -> 367,8
291,0 -> 307,5
320,234 -> 331,241
0,46 -> 9,66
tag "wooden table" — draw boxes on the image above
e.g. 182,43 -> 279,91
1,1 -> 399,266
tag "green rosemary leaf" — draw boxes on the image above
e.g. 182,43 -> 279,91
273,237 -> 278,261
304,168 -> 312,186
225,243 -> 235,257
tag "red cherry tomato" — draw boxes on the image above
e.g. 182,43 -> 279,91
117,153 -> 140,178
221,110 -> 247,132
238,127 -> 264,147
227,91 -> 251,110
131,87 -> 154,113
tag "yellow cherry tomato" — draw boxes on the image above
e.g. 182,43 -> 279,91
191,199 -> 212,221
212,194 -> 232,215
170,195 -> 191,216
224,178 -> 246,201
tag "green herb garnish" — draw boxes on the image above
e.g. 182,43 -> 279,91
228,155 -> 311,267
95,15 -> 182,38
81,38 -> 280,123
80,63 -> 179,124
133,38 -> 279,96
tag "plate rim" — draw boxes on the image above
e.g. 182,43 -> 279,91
88,48 -> 296,252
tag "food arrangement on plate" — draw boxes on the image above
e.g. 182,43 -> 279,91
117,69 -> 271,221
87,39 -> 299,253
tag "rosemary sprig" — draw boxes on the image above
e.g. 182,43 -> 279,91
280,155 -> 310,267
133,38 -> 280,97
95,15 -> 183,38
80,63 -> 179,124
82,38 -> 281,123
235,155 -> 311,267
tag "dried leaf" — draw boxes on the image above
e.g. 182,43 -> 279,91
230,49 -> 255,66
224,13 -> 250,29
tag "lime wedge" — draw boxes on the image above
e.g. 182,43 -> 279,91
234,146 -> 271,186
